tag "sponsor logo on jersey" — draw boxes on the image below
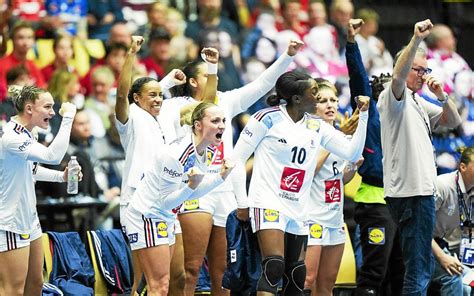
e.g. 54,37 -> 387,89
280,167 -> 305,193
18,139 -> 32,151
163,167 -> 183,178
278,138 -> 287,144
156,222 -> 168,238
368,227 -> 385,245
183,199 -> 199,211
309,223 -> 323,239
263,209 -> 279,222
325,180 -> 341,203
128,233 -> 138,243
19,234 -> 30,240
242,127 -> 253,138
208,143 -> 224,165
306,119 -> 320,131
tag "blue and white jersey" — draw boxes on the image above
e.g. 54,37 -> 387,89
129,134 -> 224,223
0,114 -> 73,233
232,105 -> 368,222
309,141 -> 347,228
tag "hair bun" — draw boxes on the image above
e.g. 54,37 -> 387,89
266,94 -> 281,106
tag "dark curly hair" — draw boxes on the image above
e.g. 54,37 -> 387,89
370,73 -> 392,102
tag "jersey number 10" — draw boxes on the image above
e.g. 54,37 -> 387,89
291,146 -> 307,164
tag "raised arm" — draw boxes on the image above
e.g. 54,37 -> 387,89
222,40 -> 303,117
391,20 -> 433,100
21,103 -> 76,164
116,36 -> 143,124
322,97 -> 369,162
199,47 -> 219,103
346,19 -> 373,110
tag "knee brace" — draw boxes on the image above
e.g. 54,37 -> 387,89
257,255 -> 285,294
282,261 -> 306,295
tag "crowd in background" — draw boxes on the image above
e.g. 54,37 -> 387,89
0,0 -> 472,205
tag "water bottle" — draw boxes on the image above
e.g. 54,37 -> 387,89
67,156 -> 80,194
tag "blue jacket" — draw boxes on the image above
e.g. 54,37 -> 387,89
222,210 -> 262,295
346,42 -> 384,187
89,229 -> 133,294
47,232 -> 95,296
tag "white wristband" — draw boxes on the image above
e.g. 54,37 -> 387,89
207,62 -> 218,75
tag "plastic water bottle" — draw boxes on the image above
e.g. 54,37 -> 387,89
67,156 -> 80,194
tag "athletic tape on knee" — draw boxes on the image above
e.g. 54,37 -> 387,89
257,255 -> 285,293
283,261 -> 306,294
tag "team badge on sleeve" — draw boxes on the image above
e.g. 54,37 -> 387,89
306,119 -> 320,131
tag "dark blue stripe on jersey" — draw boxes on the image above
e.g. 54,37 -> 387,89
178,143 -> 194,164
13,123 -> 24,134
179,145 -> 195,166
254,107 -> 280,122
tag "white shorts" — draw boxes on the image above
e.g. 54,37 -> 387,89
175,219 -> 182,235
0,219 -> 42,252
178,191 -> 237,227
307,222 -> 346,246
125,206 -> 176,251
120,204 -> 128,234
250,207 -> 307,236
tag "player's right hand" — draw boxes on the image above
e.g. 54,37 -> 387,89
129,36 -> 144,54
187,167 -> 205,189
355,95 -> 370,112
59,102 -> 77,117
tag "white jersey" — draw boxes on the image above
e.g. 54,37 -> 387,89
161,52 -> 295,194
129,134 -> 224,222
308,146 -> 347,228
0,115 -> 73,233
232,105 -> 368,222
115,103 -> 169,205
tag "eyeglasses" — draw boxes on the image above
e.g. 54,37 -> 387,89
411,67 -> 432,77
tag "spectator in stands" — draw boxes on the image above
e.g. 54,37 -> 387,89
107,22 -> 132,46
48,70 -> 84,135
81,42 -> 128,95
199,27 -> 242,91
44,0 -> 88,38
37,110 -> 101,199
84,66 -> 115,138
277,0 -> 308,39
241,8 -> 278,65
41,34 -> 77,83
135,2 -> 168,58
87,0 -> 124,42
1,65 -> 33,120
429,147 -> 474,296
425,24 -> 471,100
165,7 -> 199,68
355,8 -> 393,76
329,0 -> 354,55
377,19 -> 462,295
0,22 -> 46,101
300,25 -> 347,84
0,2 -> 11,57
307,0 -> 337,46
142,28 -> 172,80
185,0 -> 239,46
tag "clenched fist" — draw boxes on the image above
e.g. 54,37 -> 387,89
59,102 -> 77,117
187,167 -> 205,189
220,159 -> 235,180
129,36 -> 144,54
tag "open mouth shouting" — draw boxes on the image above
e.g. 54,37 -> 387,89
215,131 -> 223,142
